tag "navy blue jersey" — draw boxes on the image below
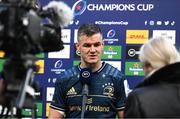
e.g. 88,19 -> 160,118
50,62 -> 126,118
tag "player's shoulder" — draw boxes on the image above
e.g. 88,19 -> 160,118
63,66 -> 79,78
57,65 -> 79,83
103,62 -> 125,79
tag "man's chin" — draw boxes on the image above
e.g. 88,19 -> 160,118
87,60 -> 98,64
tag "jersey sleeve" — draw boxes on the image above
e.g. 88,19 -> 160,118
50,78 -> 66,112
124,79 -> 132,97
115,74 -> 126,111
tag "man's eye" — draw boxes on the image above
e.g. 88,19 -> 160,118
94,43 -> 101,47
83,44 -> 91,47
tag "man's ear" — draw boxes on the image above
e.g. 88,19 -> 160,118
75,42 -> 81,56
102,39 -> 104,48
75,42 -> 79,51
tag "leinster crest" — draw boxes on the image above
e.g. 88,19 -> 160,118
102,83 -> 114,97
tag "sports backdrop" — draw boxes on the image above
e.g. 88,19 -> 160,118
0,0 -> 180,118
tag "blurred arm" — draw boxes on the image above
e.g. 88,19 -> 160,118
117,110 -> 124,119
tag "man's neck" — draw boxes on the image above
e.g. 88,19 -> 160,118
80,62 -> 102,72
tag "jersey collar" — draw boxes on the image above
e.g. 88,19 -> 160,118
78,61 -> 106,73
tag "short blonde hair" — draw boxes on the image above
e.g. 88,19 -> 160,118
139,37 -> 180,70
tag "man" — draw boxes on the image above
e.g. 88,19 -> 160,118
49,23 -> 126,118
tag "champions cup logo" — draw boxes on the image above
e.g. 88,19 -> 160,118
107,29 -> 116,38
72,0 -> 87,16
51,60 -> 65,74
82,71 -> 90,78
54,60 -> 63,68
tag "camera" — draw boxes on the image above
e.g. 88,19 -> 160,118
0,0 -> 73,117
0,0 -> 64,55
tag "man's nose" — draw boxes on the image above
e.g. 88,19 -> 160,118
90,45 -> 96,52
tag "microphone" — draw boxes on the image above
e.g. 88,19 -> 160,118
79,68 -> 92,118
42,1 -> 73,28
80,68 -> 92,95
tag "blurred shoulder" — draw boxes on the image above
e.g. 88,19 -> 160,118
56,65 -> 79,84
103,62 -> 125,80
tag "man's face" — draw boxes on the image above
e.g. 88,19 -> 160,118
76,33 -> 104,65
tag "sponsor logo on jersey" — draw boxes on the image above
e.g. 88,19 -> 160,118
67,87 -> 77,96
